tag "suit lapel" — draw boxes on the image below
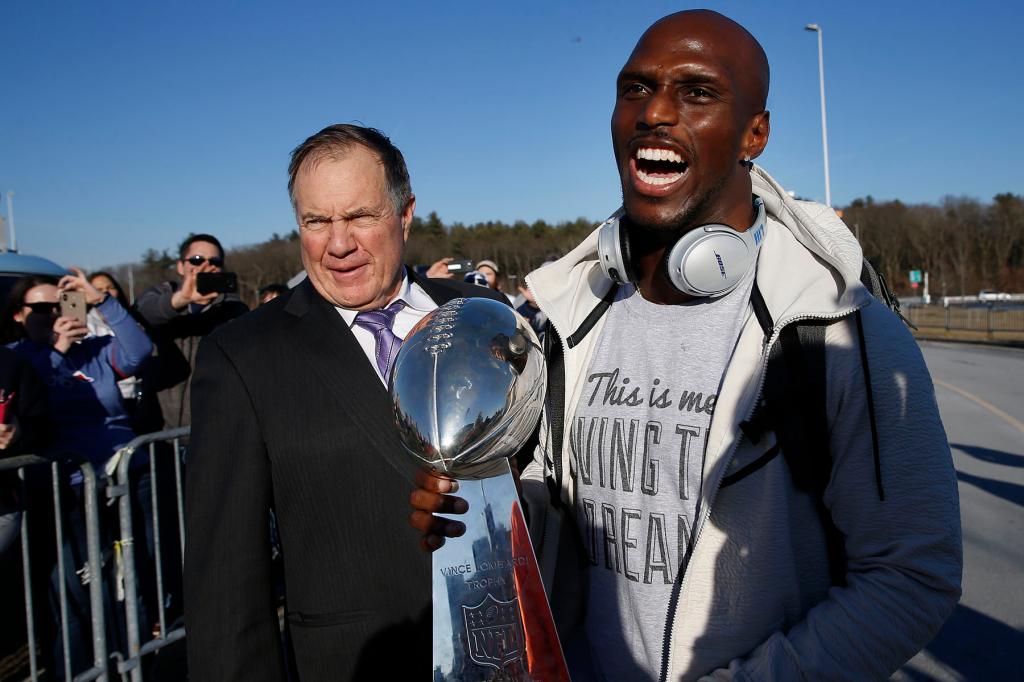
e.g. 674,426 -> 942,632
284,280 -> 413,482
280,274 -> 467,482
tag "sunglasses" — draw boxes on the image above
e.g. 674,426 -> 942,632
184,255 -> 224,267
24,302 -> 60,316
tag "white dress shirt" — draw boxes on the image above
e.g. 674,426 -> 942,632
334,274 -> 437,384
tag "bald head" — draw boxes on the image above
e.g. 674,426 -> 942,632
611,8 -> 772,237
641,10 -> 770,114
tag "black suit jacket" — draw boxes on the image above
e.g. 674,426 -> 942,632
184,273 -> 508,681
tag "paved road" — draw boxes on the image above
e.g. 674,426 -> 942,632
895,342 -> 1024,681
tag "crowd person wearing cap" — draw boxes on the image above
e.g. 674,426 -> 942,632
183,124 -> 507,681
475,259 -> 515,303
133,234 -> 248,429
411,10 -> 960,681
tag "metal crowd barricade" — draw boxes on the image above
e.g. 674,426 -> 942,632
1,455 -> 108,682
109,427 -> 190,682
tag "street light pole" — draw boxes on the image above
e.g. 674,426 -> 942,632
805,23 -> 831,207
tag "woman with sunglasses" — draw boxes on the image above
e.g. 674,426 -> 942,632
1,270 -> 152,463
1,270 -> 154,678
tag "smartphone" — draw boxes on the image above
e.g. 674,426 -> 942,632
446,259 -> 474,275
60,290 -> 88,325
196,272 -> 238,295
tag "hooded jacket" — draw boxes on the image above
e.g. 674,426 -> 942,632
521,165 -> 962,681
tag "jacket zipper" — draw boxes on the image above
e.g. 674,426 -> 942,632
657,306 -> 863,682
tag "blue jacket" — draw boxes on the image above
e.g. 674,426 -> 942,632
8,296 -> 153,466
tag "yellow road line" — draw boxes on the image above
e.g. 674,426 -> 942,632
934,379 -> 1024,435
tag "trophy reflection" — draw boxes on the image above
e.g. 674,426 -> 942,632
390,298 -> 570,681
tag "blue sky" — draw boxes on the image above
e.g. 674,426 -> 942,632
2,1 -> 1022,270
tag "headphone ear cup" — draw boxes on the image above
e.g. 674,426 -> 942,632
664,229 -> 701,296
598,215 -> 635,284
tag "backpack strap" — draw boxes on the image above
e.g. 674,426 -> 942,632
748,282 -> 847,585
860,259 -> 916,331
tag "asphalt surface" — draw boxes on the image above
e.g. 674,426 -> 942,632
895,341 -> 1024,681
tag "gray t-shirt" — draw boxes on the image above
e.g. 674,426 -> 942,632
569,272 -> 754,680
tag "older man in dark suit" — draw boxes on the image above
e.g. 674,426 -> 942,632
183,124 -> 506,681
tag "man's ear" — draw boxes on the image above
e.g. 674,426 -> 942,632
742,110 -> 770,162
176,259 -> 186,278
12,310 -> 25,325
401,195 -> 417,242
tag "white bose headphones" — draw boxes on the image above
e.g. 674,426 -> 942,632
597,196 -> 766,298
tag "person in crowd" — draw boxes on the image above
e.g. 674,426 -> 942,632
86,271 -> 129,311
2,269 -> 155,678
3,271 -> 152,463
0,346 -> 49,553
258,283 -> 288,305
476,259 -> 517,303
411,10 -> 961,681
133,234 -> 248,428
86,271 -> 143,409
183,123 -> 506,681
0,346 -> 49,676
515,283 -> 549,336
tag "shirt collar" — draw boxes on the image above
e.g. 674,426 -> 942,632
335,271 -> 434,327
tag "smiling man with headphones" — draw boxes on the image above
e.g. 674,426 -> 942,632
412,10 -> 961,681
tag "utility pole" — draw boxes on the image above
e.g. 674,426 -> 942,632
6,192 -> 16,252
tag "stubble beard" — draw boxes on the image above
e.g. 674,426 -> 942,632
622,173 -> 726,246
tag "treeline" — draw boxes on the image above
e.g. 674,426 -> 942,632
104,193 -> 1024,307
105,213 -> 599,305
846,193 -> 1024,296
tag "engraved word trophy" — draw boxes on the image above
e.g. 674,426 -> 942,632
390,297 -> 570,681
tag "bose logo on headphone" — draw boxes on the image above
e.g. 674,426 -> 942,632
714,252 -> 727,279
598,197 -> 767,298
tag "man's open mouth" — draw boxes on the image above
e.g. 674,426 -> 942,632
633,146 -> 688,187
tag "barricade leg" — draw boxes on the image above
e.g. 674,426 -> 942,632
82,464 -> 109,682
173,438 -> 185,566
149,443 -> 167,640
51,462 -> 73,681
115,464 -> 143,682
18,467 -> 40,680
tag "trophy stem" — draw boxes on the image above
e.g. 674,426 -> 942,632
431,460 -> 570,681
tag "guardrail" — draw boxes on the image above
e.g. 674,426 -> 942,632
905,303 -> 1024,333
111,427 -> 189,682
1,456 -> 108,682
1,427 -> 189,682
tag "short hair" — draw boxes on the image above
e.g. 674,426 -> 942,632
287,124 -> 412,215
0,275 -> 60,344
179,233 -> 225,261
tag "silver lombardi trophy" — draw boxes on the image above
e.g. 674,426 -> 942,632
390,297 -> 570,681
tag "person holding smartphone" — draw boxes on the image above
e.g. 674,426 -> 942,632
133,234 -> 248,429
0,269 -> 153,467
1,270 -> 154,678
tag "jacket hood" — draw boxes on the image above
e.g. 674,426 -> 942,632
527,164 -> 869,338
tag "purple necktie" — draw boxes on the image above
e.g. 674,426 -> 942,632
353,300 -> 406,381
